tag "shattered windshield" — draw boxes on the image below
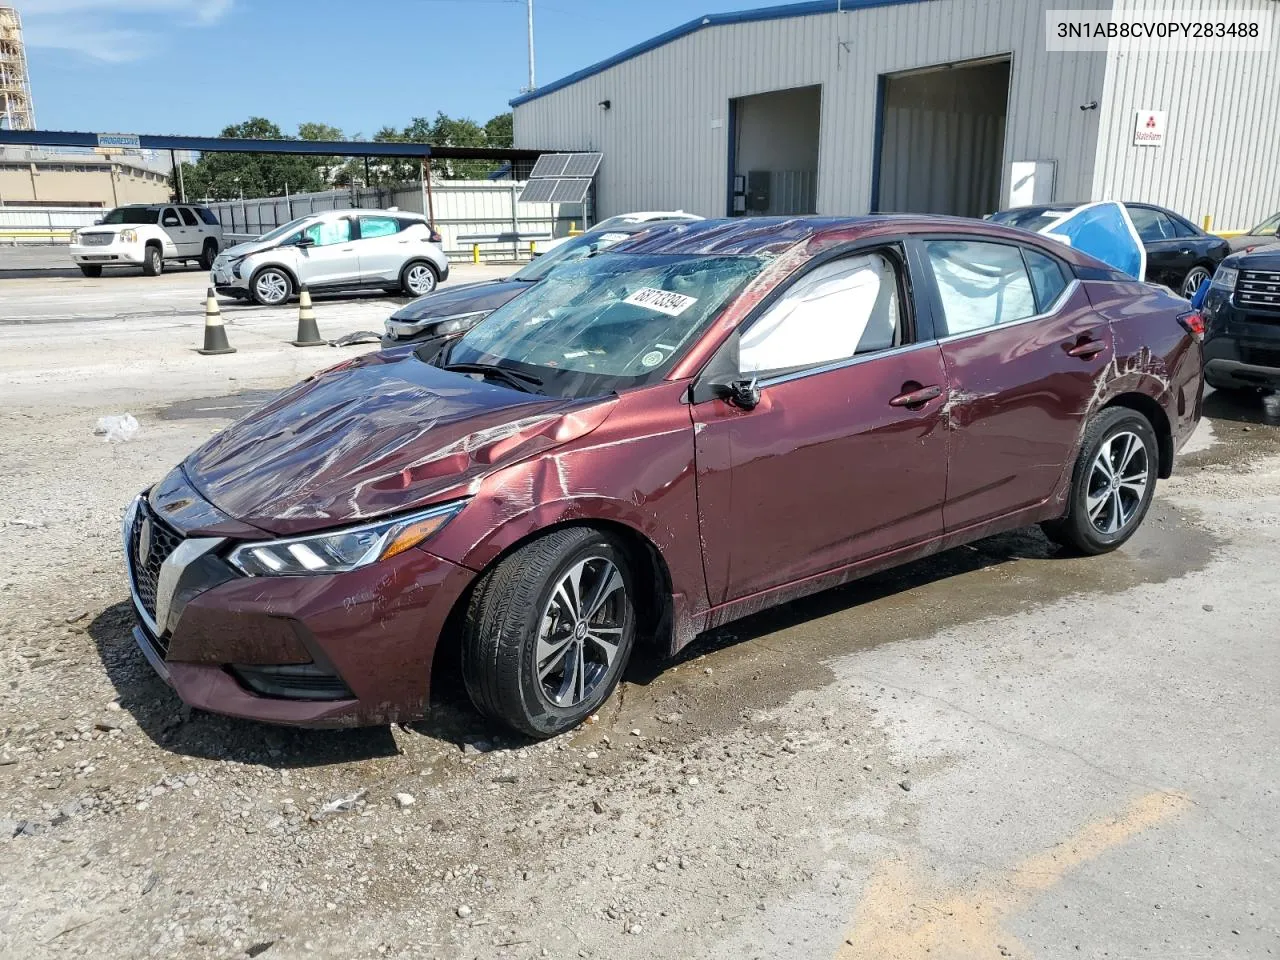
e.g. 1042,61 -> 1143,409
510,229 -> 638,283
442,252 -> 765,397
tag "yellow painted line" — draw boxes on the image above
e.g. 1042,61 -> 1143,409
836,791 -> 1189,959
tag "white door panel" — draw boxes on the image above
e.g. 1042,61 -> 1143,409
294,218 -> 360,287
355,215 -> 405,282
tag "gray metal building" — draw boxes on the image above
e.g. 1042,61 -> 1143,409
512,0 -> 1280,229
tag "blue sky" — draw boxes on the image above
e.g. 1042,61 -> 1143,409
19,0 -> 767,137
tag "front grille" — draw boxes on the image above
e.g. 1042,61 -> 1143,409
231,664 -> 354,701
80,232 -> 114,246
1236,270 -> 1280,313
1241,345 -> 1280,370
129,503 -> 183,624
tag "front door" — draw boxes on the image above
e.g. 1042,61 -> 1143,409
295,217 -> 360,288
691,245 -> 950,605
914,236 -> 1113,532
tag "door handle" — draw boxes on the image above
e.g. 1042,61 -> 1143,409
889,383 -> 943,409
1064,338 -> 1106,359
1179,248 -> 1192,255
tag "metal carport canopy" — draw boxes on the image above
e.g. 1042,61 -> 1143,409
0,129 -> 547,162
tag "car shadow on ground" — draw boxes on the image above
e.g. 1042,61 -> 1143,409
88,526 -> 1063,767
216,291 -> 413,311
1203,387 -> 1280,426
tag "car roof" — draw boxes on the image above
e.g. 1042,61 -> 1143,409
611,215 -> 1112,268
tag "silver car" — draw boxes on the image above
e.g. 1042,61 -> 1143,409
211,209 -> 450,306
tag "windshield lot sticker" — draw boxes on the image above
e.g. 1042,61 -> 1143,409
624,288 -> 698,317
641,350 -> 664,367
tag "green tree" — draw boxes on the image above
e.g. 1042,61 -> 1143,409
169,117 -> 329,200
297,122 -> 346,184
484,112 -> 513,148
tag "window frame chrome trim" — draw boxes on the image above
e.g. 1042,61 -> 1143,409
754,340 -> 938,390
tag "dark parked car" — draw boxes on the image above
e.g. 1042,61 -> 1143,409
123,216 -> 1203,737
991,202 -> 1230,299
1226,212 -> 1280,254
1199,247 -> 1280,391
381,220 -> 661,350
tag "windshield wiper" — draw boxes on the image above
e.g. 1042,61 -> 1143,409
441,362 -> 544,393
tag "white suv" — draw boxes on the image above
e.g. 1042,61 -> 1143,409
70,204 -> 224,277
211,209 -> 450,306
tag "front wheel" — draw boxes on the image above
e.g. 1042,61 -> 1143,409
461,527 -> 637,738
400,260 -> 438,297
1042,407 -> 1158,555
1180,264 -> 1212,299
141,245 -> 163,277
199,240 -> 219,271
250,267 -> 292,306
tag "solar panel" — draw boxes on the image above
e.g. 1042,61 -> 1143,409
549,179 -> 592,203
529,153 -> 570,178
518,179 -> 558,203
562,153 -> 603,178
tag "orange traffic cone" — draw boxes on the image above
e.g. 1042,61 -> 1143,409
197,288 -> 235,355
291,286 -> 325,347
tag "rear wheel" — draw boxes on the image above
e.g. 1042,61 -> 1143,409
400,260 -> 438,297
1042,407 -> 1158,555
141,244 -> 163,277
1180,264 -> 1212,299
199,240 -> 219,271
250,267 -> 292,306
461,527 -> 637,738
78,264 -> 102,278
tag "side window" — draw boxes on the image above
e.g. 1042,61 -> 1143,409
179,207 -> 198,227
303,219 -> 353,246
160,207 -> 182,228
1023,248 -> 1070,312
1168,215 -> 1197,239
197,207 -> 220,226
739,251 -> 903,376
358,216 -> 399,239
1126,206 -> 1174,242
924,240 -> 1037,335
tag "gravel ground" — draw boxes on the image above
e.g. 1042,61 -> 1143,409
1,272 -> 1278,959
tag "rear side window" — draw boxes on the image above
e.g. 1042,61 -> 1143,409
358,216 -> 399,239
179,208 -> 198,227
924,240 -> 1036,335
1167,215 -> 1197,239
1127,206 -> 1175,242
196,207 -> 219,226
1023,248 -> 1070,312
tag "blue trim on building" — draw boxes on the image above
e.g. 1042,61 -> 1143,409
510,0 -> 928,107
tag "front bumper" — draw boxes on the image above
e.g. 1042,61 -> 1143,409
123,495 -> 476,726
70,243 -> 145,265
1202,294 -> 1280,388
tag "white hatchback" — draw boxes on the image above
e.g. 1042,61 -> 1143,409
211,209 -> 450,306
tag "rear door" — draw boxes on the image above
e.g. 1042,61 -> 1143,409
159,206 -> 189,256
178,207 -> 204,255
1127,205 -> 1189,288
354,214 -> 408,282
691,242 -> 950,604
914,236 -> 1112,532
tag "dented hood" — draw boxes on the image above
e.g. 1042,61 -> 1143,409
183,351 -> 616,536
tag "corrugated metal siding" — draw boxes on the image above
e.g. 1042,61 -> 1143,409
514,0 -> 1109,219
1092,0 -> 1280,230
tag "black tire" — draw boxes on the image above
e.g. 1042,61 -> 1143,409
199,240 -> 219,271
461,527 -> 638,738
78,264 -> 102,278
141,244 -> 163,277
249,266 -> 292,306
1179,263 -> 1214,300
399,260 -> 438,297
1041,407 -> 1159,555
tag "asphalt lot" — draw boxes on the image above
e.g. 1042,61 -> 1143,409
1,266 -> 1278,959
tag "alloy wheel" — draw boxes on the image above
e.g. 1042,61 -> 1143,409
255,271 -> 289,305
1182,266 -> 1210,299
1086,430 -> 1148,534
406,264 -> 435,295
535,556 -> 627,708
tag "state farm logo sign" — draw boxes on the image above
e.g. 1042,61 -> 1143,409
1133,110 -> 1167,147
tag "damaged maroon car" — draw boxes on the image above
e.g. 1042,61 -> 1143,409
123,216 -> 1203,737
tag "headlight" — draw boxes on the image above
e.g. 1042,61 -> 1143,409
118,229 -> 138,244
227,500 -> 466,577
229,257 -> 246,278
1210,266 -> 1238,292
385,310 -> 489,340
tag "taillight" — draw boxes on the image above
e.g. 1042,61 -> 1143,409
1177,310 -> 1205,342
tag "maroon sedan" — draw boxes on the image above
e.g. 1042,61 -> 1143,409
123,216 -> 1203,737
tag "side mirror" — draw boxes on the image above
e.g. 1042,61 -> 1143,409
295,235 -> 315,248
93,219 -> 103,225
710,376 -> 761,410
